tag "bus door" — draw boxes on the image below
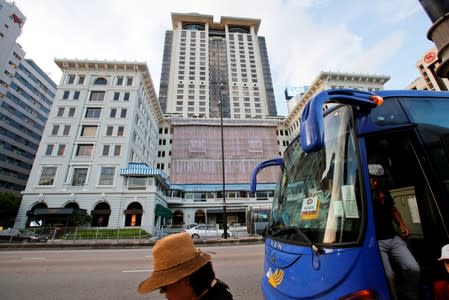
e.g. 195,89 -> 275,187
364,129 -> 448,297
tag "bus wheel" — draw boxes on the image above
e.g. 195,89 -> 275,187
191,234 -> 200,240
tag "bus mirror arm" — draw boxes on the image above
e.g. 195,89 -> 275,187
250,157 -> 284,193
300,89 -> 378,152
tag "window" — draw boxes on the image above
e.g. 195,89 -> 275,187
63,125 -> 71,136
120,109 -> 127,118
116,76 -> 123,86
94,77 -> 107,85
126,77 -> 133,86
51,125 -> 59,136
63,91 -> 70,100
80,125 -> 98,137
85,108 -> 101,119
78,75 -> 85,85
68,107 -> 76,117
128,177 -> 146,190
102,145 -> 110,156
99,167 -> 115,185
57,144 -> 66,156
110,108 -> 117,118
113,92 -> 120,101
114,145 -> 121,156
39,167 -> 57,185
45,144 -> 54,156
67,74 -> 75,84
106,126 -> 113,136
73,91 -> 80,100
124,92 -> 130,101
75,144 -> 94,157
72,168 -> 88,186
117,126 -> 124,136
90,91 -> 105,101
57,107 -> 65,117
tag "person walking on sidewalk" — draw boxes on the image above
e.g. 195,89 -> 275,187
137,232 -> 233,300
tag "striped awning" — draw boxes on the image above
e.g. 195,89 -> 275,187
120,162 -> 168,180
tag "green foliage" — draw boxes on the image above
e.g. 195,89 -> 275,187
69,210 -> 92,227
0,192 -> 20,217
0,192 -> 20,227
65,228 -> 151,240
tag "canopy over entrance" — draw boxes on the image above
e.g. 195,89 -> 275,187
155,204 -> 173,219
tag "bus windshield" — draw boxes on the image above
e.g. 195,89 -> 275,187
269,105 -> 363,245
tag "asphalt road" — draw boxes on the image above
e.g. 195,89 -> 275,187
0,244 -> 265,299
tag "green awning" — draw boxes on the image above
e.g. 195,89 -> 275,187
155,204 -> 173,219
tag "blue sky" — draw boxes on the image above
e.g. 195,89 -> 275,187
13,0 -> 434,116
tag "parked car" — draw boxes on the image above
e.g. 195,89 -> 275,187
0,228 -> 48,243
185,224 -> 231,239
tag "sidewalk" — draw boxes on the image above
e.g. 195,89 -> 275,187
0,235 -> 264,250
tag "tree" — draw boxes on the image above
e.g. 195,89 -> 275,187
69,209 -> 92,227
0,192 -> 20,228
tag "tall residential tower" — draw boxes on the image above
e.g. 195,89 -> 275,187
158,13 -> 277,119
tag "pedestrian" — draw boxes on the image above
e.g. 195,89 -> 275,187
137,232 -> 233,300
368,164 -> 421,300
434,244 -> 449,300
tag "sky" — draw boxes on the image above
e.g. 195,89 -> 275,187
12,0 -> 435,117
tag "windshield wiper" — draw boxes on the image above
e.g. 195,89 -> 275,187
271,226 -> 324,254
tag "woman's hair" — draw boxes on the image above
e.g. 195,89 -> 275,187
189,262 -> 215,296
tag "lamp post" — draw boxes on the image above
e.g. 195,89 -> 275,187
219,87 -> 228,239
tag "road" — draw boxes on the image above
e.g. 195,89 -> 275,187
0,244 -> 264,299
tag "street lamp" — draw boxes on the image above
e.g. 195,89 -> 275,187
219,86 -> 228,239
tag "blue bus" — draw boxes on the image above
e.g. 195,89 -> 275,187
251,89 -> 449,299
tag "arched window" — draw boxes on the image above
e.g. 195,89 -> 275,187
124,202 -> 143,227
64,202 -> 79,209
173,210 -> 184,225
94,77 -> 107,85
27,202 -> 47,227
194,210 -> 205,224
91,202 -> 111,227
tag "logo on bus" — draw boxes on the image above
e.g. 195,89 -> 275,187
266,267 -> 284,288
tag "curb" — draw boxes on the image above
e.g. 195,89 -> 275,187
0,236 -> 264,251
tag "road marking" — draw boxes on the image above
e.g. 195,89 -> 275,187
122,269 -> 152,273
22,257 -> 46,260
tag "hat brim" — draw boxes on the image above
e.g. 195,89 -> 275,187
137,252 -> 210,294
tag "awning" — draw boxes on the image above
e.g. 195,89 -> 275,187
207,207 -> 246,214
120,162 -> 168,180
30,208 -> 74,216
91,209 -> 111,215
155,204 -> 173,219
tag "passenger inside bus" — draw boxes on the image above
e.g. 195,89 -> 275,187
369,164 -> 421,300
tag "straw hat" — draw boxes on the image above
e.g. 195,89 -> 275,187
137,232 -> 211,294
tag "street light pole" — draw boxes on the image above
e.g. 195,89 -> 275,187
219,89 -> 228,239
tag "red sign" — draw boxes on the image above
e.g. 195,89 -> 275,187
424,52 -> 436,64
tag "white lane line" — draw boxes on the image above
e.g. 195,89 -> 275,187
22,257 -> 46,260
122,269 -> 152,273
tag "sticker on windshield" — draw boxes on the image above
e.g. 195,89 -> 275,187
341,185 -> 359,218
300,196 -> 320,220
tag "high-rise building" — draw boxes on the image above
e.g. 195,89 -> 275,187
158,13 -> 277,119
407,48 -> 449,91
0,0 -> 57,195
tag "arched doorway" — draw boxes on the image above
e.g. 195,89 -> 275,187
194,210 -> 206,224
27,202 -> 47,227
172,210 -> 184,226
91,202 -> 111,227
124,202 -> 143,227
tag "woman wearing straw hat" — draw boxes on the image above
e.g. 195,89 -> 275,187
138,232 -> 233,299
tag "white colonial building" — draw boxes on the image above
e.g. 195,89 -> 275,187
14,59 -> 172,235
